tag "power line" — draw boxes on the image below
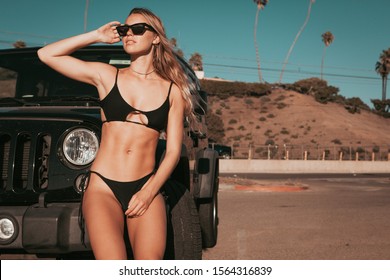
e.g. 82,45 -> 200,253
203,62 -> 382,82
201,53 -> 375,74
0,29 -> 60,40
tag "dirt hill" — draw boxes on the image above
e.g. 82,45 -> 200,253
209,89 -> 390,159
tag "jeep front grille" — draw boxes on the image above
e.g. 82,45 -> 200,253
0,132 -> 51,193
13,133 -> 31,192
0,134 -> 10,191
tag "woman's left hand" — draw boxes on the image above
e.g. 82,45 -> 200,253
125,188 -> 154,217
96,21 -> 121,44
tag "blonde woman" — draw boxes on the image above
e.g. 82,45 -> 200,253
38,8 -> 197,260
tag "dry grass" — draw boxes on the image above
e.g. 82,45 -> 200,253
210,89 -> 390,150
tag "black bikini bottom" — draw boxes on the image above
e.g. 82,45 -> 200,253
89,171 -> 154,211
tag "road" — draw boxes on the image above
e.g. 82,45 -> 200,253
203,174 -> 390,260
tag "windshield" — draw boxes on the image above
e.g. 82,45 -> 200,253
0,66 -> 98,100
0,47 -> 127,103
0,67 -> 16,98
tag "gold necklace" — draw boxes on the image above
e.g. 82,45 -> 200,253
129,67 -> 155,75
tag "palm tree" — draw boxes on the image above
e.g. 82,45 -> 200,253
170,38 -> 184,57
375,48 -> 390,101
13,41 -> 26,48
320,31 -> 334,80
279,0 -> 315,83
253,0 -> 269,83
189,52 -> 203,71
189,52 -> 204,79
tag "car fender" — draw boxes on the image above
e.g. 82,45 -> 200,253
192,148 -> 219,199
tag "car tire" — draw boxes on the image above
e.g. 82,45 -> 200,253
198,193 -> 218,248
197,168 -> 218,248
162,179 -> 202,260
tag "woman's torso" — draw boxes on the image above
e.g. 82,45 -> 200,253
91,65 -> 172,181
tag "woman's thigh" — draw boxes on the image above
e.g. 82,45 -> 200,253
82,175 -> 127,259
127,193 -> 167,260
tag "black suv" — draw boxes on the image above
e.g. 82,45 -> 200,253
0,46 -> 219,259
209,143 -> 232,159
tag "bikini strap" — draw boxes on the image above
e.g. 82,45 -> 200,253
89,170 -> 107,183
167,82 -> 173,99
115,68 -> 120,84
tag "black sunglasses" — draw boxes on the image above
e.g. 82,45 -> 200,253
116,23 -> 156,37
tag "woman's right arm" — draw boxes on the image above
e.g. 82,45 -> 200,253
37,21 -> 121,87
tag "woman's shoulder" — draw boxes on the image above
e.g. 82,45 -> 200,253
168,82 -> 185,106
94,62 -> 118,74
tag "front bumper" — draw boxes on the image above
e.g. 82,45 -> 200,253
0,202 -> 90,254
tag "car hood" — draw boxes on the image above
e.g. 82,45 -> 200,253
0,106 -> 102,123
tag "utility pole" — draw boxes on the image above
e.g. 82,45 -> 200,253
84,0 -> 89,32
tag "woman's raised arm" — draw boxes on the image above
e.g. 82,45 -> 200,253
37,21 -> 121,87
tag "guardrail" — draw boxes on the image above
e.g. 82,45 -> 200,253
218,159 -> 390,174
228,144 -> 390,161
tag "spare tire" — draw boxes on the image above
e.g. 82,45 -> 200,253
162,179 -> 202,260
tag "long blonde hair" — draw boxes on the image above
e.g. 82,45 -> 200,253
128,8 -> 201,128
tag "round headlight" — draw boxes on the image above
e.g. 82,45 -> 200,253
63,128 -> 99,166
0,217 -> 16,243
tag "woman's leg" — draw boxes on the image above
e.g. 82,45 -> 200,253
82,173 -> 127,260
127,193 -> 167,260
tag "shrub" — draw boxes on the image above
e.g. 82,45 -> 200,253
371,99 -> 390,118
245,99 -> 254,106
264,129 -> 273,136
261,96 -> 271,103
276,102 -> 287,109
200,79 -> 272,99
331,139 -> 342,145
286,77 -> 339,104
356,147 -> 365,153
280,128 -> 290,135
274,95 -> 286,102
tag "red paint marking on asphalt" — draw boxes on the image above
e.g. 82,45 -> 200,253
234,185 -> 308,192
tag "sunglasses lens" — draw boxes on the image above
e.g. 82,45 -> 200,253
131,25 -> 146,35
116,26 -> 129,36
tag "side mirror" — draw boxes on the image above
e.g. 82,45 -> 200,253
197,158 -> 210,174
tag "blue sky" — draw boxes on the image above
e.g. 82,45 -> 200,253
1,0 -> 389,107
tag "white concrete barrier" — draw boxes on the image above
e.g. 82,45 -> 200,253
218,159 -> 390,174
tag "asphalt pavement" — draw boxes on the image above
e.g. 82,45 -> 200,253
203,173 -> 390,260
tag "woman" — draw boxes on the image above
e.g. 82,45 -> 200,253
38,8 -> 198,260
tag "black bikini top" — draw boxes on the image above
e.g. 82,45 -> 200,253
100,69 -> 172,132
